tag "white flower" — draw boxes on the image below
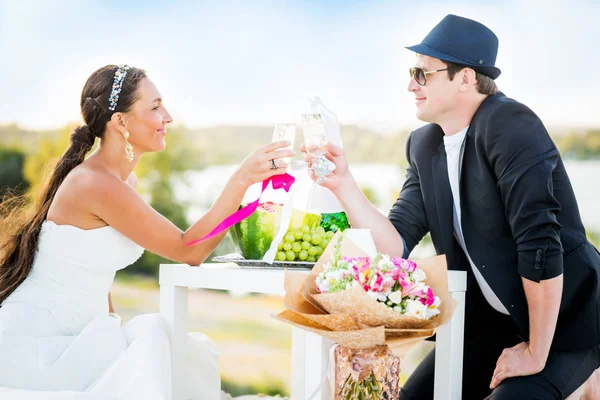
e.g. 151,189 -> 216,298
379,255 -> 394,269
411,268 -> 427,282
427,308 -> 441,319
388,290 -> 403,305
366,291 -> 380,301
326,270 -> 345,282
415,282 -> 428,293
317,268 -> 351,293
317,280 -> 330,292
431,296 -> 441,309
382,274 -> 395,287
405,299 -> 428,319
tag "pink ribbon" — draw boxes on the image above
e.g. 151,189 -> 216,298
186,173 -> 296,246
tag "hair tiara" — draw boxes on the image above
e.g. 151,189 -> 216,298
108,65 -> 131,112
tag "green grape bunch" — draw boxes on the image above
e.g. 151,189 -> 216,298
276,225 -> 336,262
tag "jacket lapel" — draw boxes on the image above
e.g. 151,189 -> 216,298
431,143 -> 456,260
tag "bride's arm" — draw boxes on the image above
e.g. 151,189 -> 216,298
88,141 -> 293,266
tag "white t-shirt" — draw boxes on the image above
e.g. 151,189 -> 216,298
444,127 -> 510,315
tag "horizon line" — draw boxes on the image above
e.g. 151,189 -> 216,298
1,120 -> 599,135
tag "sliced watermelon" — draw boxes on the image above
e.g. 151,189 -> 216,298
229,203 -> 322,260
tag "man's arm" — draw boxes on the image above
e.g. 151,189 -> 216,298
491,275 -> 563,388
387,133 -> 430,254
488,104 -> 564,387
522,274 -> 563,366
331,169 -> 409,258
302,133 -> 428,258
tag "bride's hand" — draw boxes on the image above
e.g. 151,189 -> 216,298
236,140 -> 295,187
300,142 -> 350,194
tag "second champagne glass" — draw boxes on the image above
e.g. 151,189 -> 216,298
272,123 -> 296,164
302,113 -> 330,183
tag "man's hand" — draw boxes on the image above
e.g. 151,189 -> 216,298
581,368 -> 600,400
300,142 -> 350,194
490,342 -> 546,389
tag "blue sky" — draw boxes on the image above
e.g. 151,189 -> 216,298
1,0 -> 598,132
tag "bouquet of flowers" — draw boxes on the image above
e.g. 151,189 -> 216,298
316,242 -> 441,321
275,230 -> 457,399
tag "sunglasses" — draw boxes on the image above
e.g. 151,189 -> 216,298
409,66 -> 449,86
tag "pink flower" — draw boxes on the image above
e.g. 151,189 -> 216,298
402,259 -> 418,273
426,287 -> 435,306
402,282 -> 417,296
369,272 -> 385,292
391,266 -> 407,282
403,282 -> 429,299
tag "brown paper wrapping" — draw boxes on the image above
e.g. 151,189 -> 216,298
274,231 -> 458,357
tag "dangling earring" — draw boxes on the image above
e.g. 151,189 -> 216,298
123,130 -> 134,162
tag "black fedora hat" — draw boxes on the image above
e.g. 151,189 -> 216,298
406,14 -> 501,79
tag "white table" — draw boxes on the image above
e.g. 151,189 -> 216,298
159,263 -> 466,400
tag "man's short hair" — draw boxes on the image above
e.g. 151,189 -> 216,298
443,60 -> 499,95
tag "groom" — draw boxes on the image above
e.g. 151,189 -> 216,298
303,14 -> 600,399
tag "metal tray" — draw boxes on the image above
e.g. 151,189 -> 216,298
211,253 -> 315,269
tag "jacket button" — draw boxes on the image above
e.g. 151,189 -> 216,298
534,263 -> 541,270
536,249 -> 543,256
535,255 -> 541,262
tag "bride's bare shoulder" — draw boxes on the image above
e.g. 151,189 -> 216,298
55,164 -> 138,208
65,163 -> 136,191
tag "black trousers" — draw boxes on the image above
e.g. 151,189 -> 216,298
399,313 -> 600,400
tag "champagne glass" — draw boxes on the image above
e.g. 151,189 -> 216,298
272,123 -> 296,164
302,113 -> 331,184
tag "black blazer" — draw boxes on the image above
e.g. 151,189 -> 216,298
389,92 -> 600,351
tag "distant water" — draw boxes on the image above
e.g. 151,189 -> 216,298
175,161 -> 600,233
563,160 -> 600,232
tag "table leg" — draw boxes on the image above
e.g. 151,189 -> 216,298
434,290 -> 466,400
160,284 -> 188,400
304,332 -> 333,400
291,327 -> 307,399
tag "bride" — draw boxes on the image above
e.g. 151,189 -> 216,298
0,64 -> 294,399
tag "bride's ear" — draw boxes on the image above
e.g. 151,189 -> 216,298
109,112 -> 128,134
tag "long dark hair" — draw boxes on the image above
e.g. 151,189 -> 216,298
0,65 -> 146,304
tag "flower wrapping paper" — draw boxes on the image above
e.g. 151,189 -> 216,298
275,231 -> 457,354
274,231 -> 458,398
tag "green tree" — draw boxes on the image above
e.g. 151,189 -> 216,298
0,147 -> 30,200
23,125 -> 74,191
554,129 -> 600,159
588,231 -> 600,250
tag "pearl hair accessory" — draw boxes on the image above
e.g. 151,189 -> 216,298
108,65 -> 131,112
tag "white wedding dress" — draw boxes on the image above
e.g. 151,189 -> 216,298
0,221 -> 278,400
